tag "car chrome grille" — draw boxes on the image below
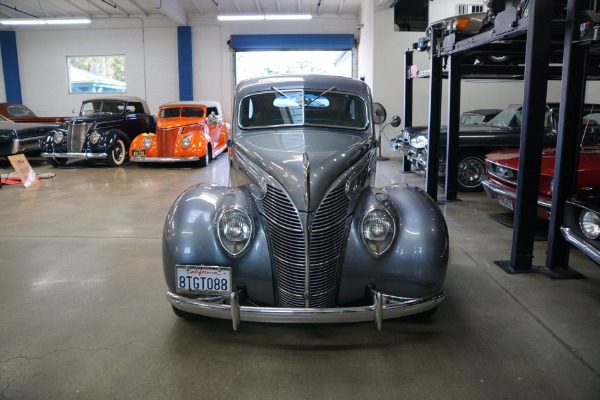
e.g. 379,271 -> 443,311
263,185 -> 349,308
67,121 -> 89,152
487,161 -> 518,184
157,127 -> 179,157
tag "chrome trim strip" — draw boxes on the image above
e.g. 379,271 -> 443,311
481,176 -> 551,208
561,226 -> 600,265
129,156 -> 200,163
12,137 -> 43,153
167,290 -> 446,331
41,152 -> 108,159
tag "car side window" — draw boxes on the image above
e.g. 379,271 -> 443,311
7,105 -> 31,117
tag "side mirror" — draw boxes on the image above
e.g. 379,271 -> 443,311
389,115 -> 401,128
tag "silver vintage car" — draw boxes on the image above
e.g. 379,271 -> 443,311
163,75 -> 449,330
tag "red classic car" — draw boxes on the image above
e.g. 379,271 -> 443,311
0,103 -> 71,124
129,100 -> 229,167
482,146 -> 600,221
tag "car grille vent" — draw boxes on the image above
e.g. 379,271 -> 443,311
157,127 -> 179,157
487,161 -> 518,184
263,185 -> 349,308
67,121 -> 89,152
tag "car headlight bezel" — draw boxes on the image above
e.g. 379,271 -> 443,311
53,131 -> 64,144
580,210 -> 600,240
181,136 -> 191,149
360,207 -> 397,257
142,137 -> 153,149
217,208 -> 253,258
89,131 -> 101,144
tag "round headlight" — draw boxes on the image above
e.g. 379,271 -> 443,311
181,136 -> 191,149
89,131 -> 101,144
410,135 -> 428,149
217,209 -> 253,257
580,210 -> 600,239
53,131 -> 64,144
360,208 -> 396,257
451,19 -> 458,31
142,137 -> 153,149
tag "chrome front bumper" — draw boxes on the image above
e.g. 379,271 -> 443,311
481,176 -> 551,208
41,152 -> 108,160
130,156 -> 200,163
561,226 -> 600,265
12,137 -> 44,154
167,289 -> 446,331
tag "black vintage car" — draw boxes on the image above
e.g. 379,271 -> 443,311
561,189 -> 600,266
0,114 -> 62,157
41,96 -> 155,167
396,103 -> 600,192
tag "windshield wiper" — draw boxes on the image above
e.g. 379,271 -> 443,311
305,86 -> 336,107
271,86 -> 300,106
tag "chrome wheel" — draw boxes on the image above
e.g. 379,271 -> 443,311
457,153 -> 485,192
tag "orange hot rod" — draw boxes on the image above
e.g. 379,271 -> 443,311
129,101 -> 229,167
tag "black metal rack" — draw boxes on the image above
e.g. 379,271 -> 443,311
404,0 -> 600,277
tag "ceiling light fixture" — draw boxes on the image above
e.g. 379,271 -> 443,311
0,18 -> 91,26
218,14 -> 312,21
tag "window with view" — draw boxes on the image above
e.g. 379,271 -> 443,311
67,55 -> 126,94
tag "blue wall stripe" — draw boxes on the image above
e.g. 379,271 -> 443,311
0,31 -> 23,103
228,34 -> 355,51
177,26 -> 193,101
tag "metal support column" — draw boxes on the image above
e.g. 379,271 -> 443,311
497,0 -> 553,273
403,51 -> 415,173
545,0 -> 587,277
426,27 -> 443,202
445,54 -> 461,201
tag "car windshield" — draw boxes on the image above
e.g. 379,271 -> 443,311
239,89 -> 368,130
485,105 -> 552,129
160,107 -> 205,118
460,113 -> 486,126
81,100 -> 126,116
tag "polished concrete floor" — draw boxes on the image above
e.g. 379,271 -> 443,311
1,154 -> 599,400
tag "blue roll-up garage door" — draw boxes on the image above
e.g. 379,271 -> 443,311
228,34 -> 355,51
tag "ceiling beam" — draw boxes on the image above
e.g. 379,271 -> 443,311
63,0 -> 93,17
127,0 -> 149,17
190,0 -> 205,15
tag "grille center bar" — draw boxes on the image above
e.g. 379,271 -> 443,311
303,152 -> 311,308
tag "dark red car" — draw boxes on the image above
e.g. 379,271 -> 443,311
0,103 -> 71,124
482,146 -> 600,221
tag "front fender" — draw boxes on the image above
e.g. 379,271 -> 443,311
339,184 -> 449,302
162,184 -> 274,304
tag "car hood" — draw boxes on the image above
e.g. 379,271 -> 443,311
234,129 -> 372,212
157,118 -> 205,129
486,147 -> 600,176
71,115 -> 123,123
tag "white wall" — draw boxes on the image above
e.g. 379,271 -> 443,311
2,14 -> 358,122
8,18 -> 177,118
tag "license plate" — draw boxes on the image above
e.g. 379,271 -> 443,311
131,149 -> 145,157
175,265 -> 232,295
498,197 -> 514,210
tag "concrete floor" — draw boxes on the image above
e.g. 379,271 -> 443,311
1,154 -> 599,400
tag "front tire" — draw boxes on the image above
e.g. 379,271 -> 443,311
107,138 -> 126,167
198,146 -> 210,168
456,150 -> 486,192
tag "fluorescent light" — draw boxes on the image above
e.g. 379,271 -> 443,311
46,19 -> 91,25
218,14 -> 312,21
0,18 -> 91,26
265,15 -> 312,20
218,15 -> 265,21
